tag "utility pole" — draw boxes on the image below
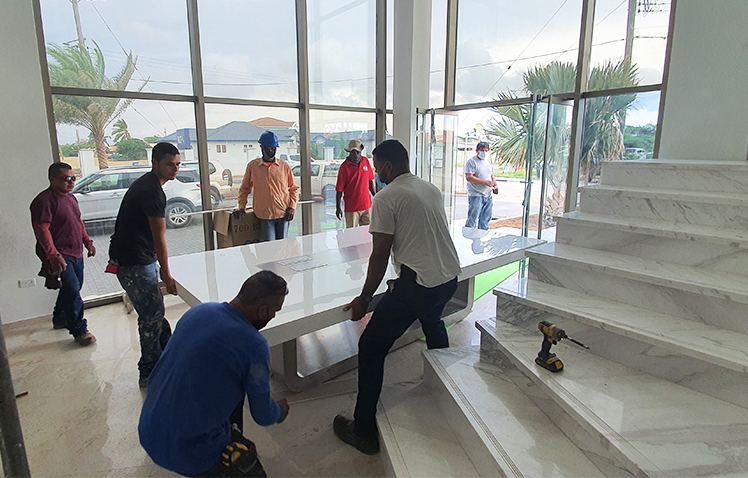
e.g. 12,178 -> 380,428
624,0 -> 637,69
70,0 -> 86,52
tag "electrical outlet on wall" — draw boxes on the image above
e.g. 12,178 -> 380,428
18,278 -> 36,288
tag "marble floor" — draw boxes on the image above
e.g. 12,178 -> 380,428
4,290 -> 493,477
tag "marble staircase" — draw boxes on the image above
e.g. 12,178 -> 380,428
376,160 -> 748,477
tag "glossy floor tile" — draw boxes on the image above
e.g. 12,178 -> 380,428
6,287 -> 491,477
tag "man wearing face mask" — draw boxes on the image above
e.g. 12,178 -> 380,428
139,270 -> 291,477
464,141 -> 497,230
236,131 -> 300,241
335,139 -> 376,228
334,139 -> 461,455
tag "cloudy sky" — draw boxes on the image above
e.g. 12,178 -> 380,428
40,0 -> 668,145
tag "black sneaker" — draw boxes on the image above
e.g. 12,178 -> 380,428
138,378 -> 148,389
333,414 -> 379,455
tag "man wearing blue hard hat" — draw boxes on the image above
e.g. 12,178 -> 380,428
236,131 -> 300,240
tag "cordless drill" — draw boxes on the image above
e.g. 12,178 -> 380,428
536,321 -> 589,372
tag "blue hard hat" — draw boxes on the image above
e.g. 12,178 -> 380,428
259,131 -> 279,147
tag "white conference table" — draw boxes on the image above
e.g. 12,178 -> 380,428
170,224 -> 543,391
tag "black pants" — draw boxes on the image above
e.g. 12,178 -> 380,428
353,266 -> 458,436
189,400 -> 267,478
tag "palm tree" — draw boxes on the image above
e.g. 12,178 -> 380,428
484,59 -> 638,223
112,119 -> 131,143
47,41 -> 143,169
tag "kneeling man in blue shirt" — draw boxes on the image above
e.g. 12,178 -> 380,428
139,270 -> 290,477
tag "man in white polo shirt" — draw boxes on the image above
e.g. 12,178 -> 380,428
333,139 -> 462,455
465,141 -> 496,230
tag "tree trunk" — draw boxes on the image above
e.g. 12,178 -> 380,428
94,133 -> 109,169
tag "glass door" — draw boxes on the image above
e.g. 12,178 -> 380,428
415,109 -> 459,216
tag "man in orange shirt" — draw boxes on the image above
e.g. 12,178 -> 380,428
236,131 -> 300,241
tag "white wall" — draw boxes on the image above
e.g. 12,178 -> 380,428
658,0 -> 748,161
0,0 -> 58,323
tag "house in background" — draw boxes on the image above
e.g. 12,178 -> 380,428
160,120 -> 299,177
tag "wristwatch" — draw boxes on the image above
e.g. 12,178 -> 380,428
359,293 -> 374,304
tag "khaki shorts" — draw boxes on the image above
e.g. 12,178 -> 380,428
344,209 -> 371,228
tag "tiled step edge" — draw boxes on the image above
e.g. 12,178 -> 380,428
424,352 -> 523,478
376,382 -> 481,478
377,400 -> 409,478
526,242 -> 748,305
476,320 -> 656,477
478,318 -> 748,478
554,211 -> 748,248
578,184 -> 748,206
493,278 -> 748,374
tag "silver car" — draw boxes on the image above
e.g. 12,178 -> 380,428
73,166 -> 203,228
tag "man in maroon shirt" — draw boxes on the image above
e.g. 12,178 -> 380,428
335,140 -> 376,228
30,162 -> 96,345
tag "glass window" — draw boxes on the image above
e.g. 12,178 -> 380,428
198,0 -> 298,102
578,90 -> 660,188
309,110 -> 376,232
455,0 -> 583,104
589,0 -> 671,90
204,104 -> 301,236
40,0 -> 191,95
53,96 -> 199,298
308,0 -> 376,107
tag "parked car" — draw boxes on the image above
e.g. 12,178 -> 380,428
291,161 -> 341,202
181,160 -> 236,205
73,166 -> 203,228
279,154 -> 300,168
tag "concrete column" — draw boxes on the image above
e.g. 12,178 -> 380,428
392,0 -> 432,163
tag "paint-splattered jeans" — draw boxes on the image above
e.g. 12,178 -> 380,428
117,262 -> 172,380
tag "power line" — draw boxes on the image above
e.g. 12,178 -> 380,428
478,0 -> 570,102
88,1 -> 179,132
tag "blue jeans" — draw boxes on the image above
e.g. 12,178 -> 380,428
54,257 -> 87,337
465,194 -> 492,230
117,263 -> 172,380
260,219 -> 289,241
353,266 -> 458,436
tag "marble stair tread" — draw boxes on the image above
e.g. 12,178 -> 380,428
602,159 -> 748,168
555,211 -> 748,247
578,184 -> 748,205
493,278 -> 748,374
377,382 -> 480,477
423,347 -> 606,477
526,242 -> 748,304
477,319 -> 748,477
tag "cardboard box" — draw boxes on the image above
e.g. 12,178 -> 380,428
213,209 -> 263,248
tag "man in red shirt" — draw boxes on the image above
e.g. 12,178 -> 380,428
30,162 -> 96,345
335,140 -> 376,228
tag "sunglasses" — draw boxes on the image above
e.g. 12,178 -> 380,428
61,176 -> 76,183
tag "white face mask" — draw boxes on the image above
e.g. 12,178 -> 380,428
477,151 -> 487,160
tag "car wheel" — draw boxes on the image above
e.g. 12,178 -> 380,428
165,201 -> 193,228
210,188 -> 221,208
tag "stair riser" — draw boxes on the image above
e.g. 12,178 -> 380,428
423,359 -> 509,478
494,294 -> 748,409
527,259 -> 748,334
579,189 -> 748,229
477,322 -> 648,477
555,221 -> 748,275
601,164 -> 748,194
